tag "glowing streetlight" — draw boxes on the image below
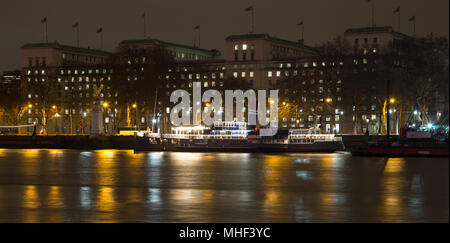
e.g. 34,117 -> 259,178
325,98 -> 332,103
389,98 -> 396,104
103,102 -> 108,108
52,105 -> 57,110
132,103 -> 137,108
28,104 -> 33,108
427,123 -> 433,129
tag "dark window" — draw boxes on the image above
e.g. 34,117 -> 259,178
355,38 -> 359,44
35,57 -> 39,67
42,57 -> 46,67
28,57 -> 32,67
364,38 -> 368,44
251,52 -> 254,60
234,52 -> 238,61
242,52 -> 247,61
373,37 -> 378,43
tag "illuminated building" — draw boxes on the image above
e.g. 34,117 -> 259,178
17,26 -> 428,135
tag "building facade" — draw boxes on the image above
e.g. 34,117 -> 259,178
17,27 -> 429,135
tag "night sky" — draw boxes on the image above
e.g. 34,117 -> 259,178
0,0 -> 448,73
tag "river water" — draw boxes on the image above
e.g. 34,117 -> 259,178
0,149 -> 447,222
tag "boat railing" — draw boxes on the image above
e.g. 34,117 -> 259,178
288,134 -> 341,142
162,134 -> 248,140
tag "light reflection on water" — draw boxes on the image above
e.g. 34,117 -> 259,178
0,149 -> 447,222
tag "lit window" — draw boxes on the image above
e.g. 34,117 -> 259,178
249,72 -> 254,78
233,72 -> 238,78
268,71 -> 272,77
234,44 -> 238,50
242,44 -> 247,50
241,72 -> 246,78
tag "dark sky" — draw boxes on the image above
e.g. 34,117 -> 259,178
0,0 -> 448,73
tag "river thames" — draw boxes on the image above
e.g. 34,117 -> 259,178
0,149 -> 447,222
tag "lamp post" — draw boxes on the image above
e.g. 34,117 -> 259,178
366,119 -> 370,133
103,102 -> 108,134
18,104 -> 33,135
82,112 -> 87,134
389,97 -> 397,134
132,103 -> 137,130
52,105 -> 58,134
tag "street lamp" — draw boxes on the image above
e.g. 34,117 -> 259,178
18,104 -> 33,135
102,102 -> 109,134
133,104 -> 138,129
389,98 -> 396,104
325,98 -> 332,103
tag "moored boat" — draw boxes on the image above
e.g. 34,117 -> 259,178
351,127 -> 449,157
135,123 -> 344,153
